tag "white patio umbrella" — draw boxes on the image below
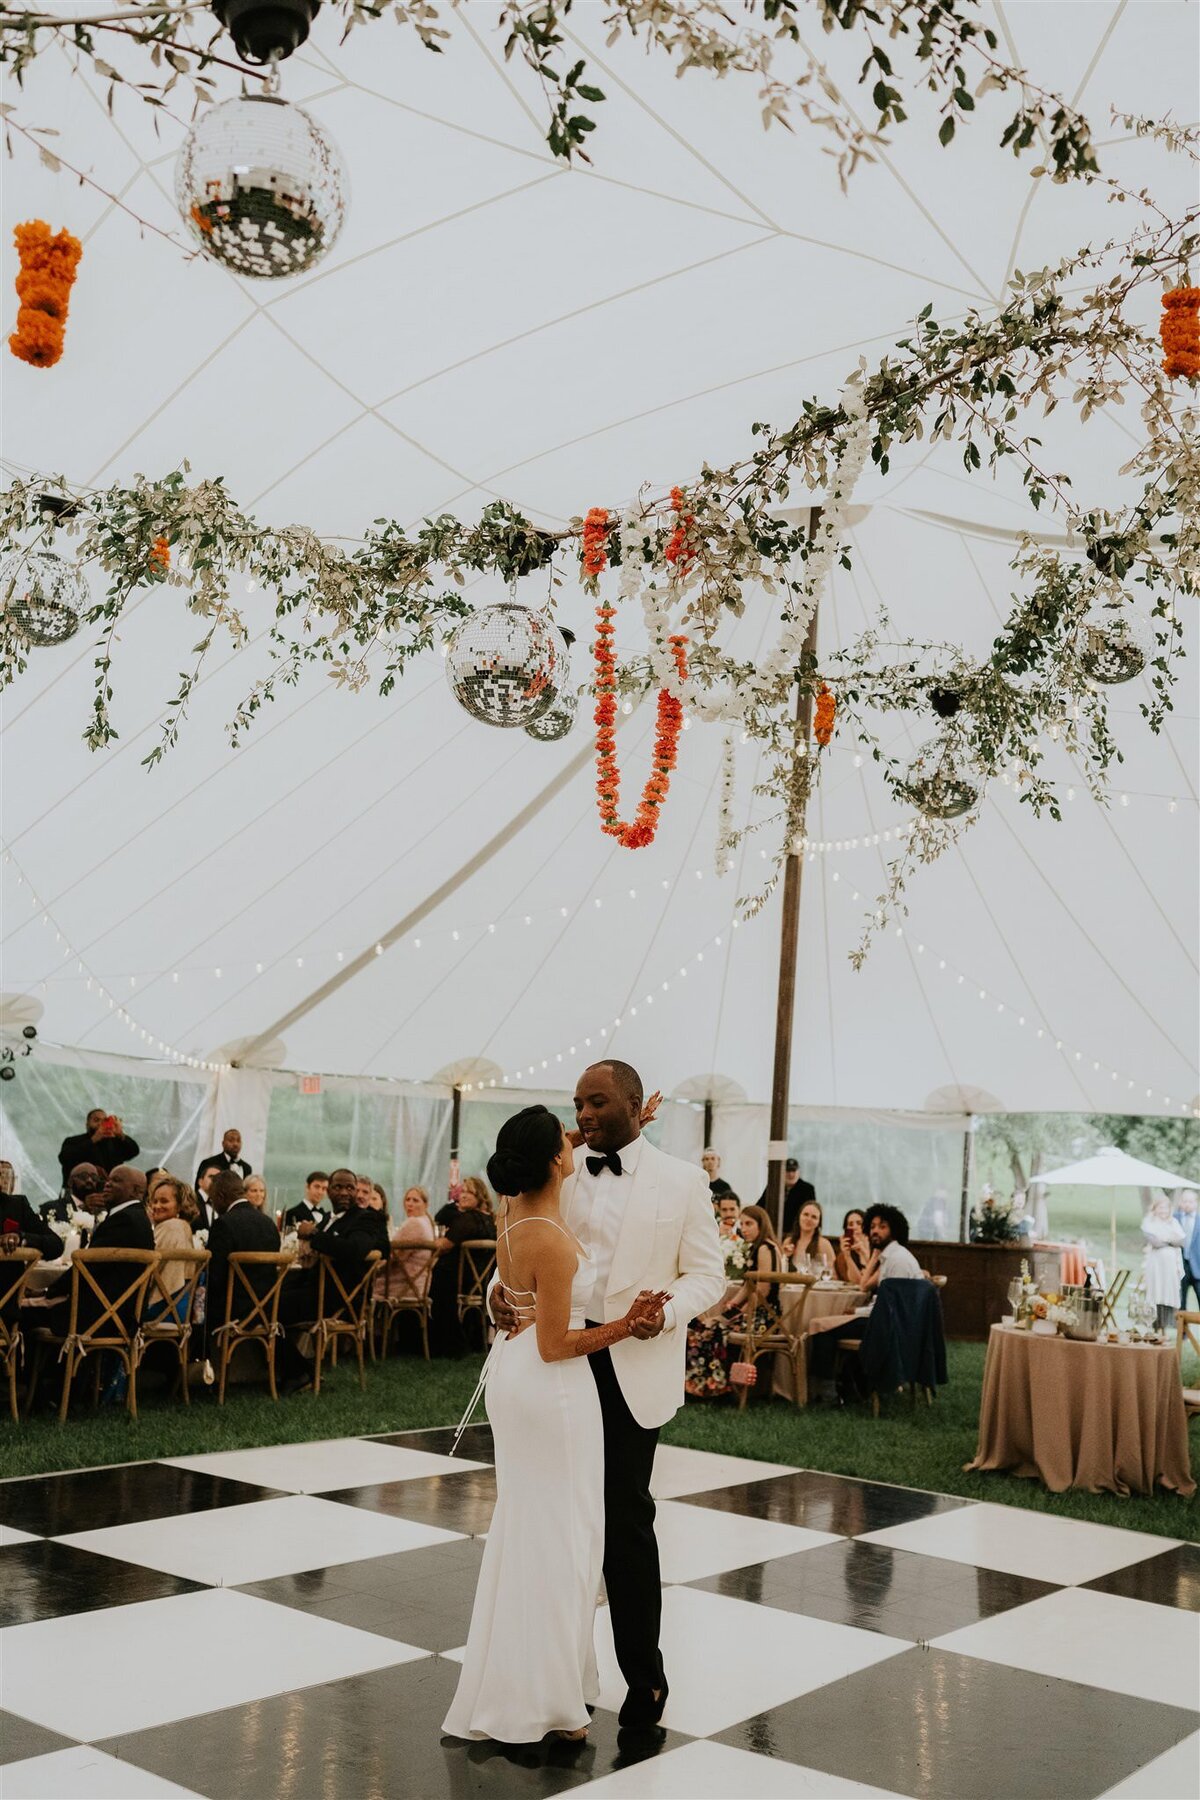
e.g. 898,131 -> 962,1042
1035,1147 -> 1197,1273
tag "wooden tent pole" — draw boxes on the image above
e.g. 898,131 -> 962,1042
766,509 -> 821,1239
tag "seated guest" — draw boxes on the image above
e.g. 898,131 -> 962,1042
0,1160 -> 59,1259
686,1205 -> 783,1401
809,1203 -> 923,1399
788,1199 -> 836,1272
26,1165 -> 154,1332
278,1167 -> 389,1386
701,1147 -> 734,1200
195,1127 -> 251,1190
41,1160 -> 103,1228
194,1166 -> 219,1231
362,1180 -> 388,1220
376,1185 -> 436,1302
285,1171 -> 329,1228
355,1173 -> 376,1210
834,1208 -> 871,1286
204,1171 -> 282,1355
58,1110 -> 140,1186
429,1176 -> 497,1357
244,1175 -> 268,1210
147,1177 -> 195,1302
715,1192 -> 741,1238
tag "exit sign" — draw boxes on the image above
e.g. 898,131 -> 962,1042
298,1074 -> 322,1095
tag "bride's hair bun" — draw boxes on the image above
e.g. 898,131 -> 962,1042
487,1106 -> 563,1196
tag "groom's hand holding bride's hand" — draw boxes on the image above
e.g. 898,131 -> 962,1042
627,1288 -> 671,1339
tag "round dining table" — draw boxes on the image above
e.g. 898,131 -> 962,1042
967,1322 -> 1195,1497
772,1280 -> 862,1405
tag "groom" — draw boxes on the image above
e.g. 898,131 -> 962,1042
493,1059 -> 725,1728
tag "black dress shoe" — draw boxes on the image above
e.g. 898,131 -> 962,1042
618,1679 -> 669,1728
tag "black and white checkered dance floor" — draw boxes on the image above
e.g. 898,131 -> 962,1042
1,1427 -> 1196,1799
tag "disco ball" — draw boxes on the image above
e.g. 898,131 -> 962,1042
525,687 -> 578,743
446,604 -> 564,728
0,549 -> 86,646
1074,595 -> 1150,686
900,733 -> 980,820
176,94 -> 346,279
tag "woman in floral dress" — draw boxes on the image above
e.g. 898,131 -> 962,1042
686,1206 -> 783,1399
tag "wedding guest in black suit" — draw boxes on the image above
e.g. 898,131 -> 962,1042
29,1165 -> 154,1331
57,1110 -> 140,1186
277,1168 -> 388,1387
195,1128 -> 251,1191
41,1161 -> 103,1227
203,1171 -> 282,1355
0,1161 -> 59,1259
284,1171 -> 329,1228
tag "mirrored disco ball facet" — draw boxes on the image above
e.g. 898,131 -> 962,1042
0,549 -> 86,646
1075,596 -> 1150,686
525,687 -> 578,742
900,734 -> 980,820
446,605 -> 563,728
177,94 -> 346,279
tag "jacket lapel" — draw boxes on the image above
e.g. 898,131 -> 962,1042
607,1142 -> 661,1299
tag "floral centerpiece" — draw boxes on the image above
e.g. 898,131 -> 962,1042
970,1189 -> 1021,1244
723,1235 -> 750,1280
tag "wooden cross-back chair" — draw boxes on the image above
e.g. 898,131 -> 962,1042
141,1248 -> 210,1404
0,1249 -> 41,1423
214,1250 -> 294,1404
299,1250 -> 382,1394
457,1239 -> 497,1347
372,1242 -> 436,1360
726,1270 -> 816,1411
1098,1268 -> 1130,1332
24,1248 -> 159,1422
1177,1311 -> 1200,1419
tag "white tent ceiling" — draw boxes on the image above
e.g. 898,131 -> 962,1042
1,2 -> 1197,1116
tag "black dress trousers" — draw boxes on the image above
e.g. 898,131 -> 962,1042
587,1338 -> 664,1693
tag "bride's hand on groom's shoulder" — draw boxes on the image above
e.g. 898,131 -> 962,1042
639,1091 -> 663,1128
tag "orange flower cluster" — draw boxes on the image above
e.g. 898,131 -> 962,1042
8,221 -> 82,369
664,485 -> 694,572
594,601 -> 688,849
149,536 -> 171,574
1161,286 -> 1200,381
814,682 -> 837,747
582,507 -> 609,582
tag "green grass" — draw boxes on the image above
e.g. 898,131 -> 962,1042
3,1344 -> 1197,1542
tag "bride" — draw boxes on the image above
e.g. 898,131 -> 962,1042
442,1104 -> 667,1744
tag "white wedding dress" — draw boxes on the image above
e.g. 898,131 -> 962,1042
442,1220 -> 605,1743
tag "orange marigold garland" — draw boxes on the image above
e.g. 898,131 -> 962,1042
9,221 -> 82,369
148,536 -> 171,574
582,507 -> 610,583
594,600 -> 687,849
663,485 -> 694,572
1161,286 -> 1200,381
814,683 -> 837,746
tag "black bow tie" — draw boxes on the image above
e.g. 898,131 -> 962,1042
586,1151 -> 623,1178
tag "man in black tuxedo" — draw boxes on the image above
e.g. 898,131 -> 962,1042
204,1171 -> 281,1355
284,1170 -> 329,1228
41,1161 -> 103,1228
277,1167 -> 388,1386
57,1111 -> 140,1186
195,1128 -> 251,1192
0,1180 -> 60,1259
30,1165 -> 154,1332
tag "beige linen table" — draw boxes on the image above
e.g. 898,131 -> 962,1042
22,1257 -> 68,1296
772,1281 -> 861,1405
967,1322 -> 1195,1497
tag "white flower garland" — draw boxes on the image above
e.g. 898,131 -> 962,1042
628,378 -> 872,728
715,732 -> 737,875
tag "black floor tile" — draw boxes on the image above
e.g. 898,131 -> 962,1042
327,1467 -> 497,1537
718,1647 -> 1200,1800
682,1470 -> 971,1537
1083,1543 -> 1200,1613
238,1538 -> 486,1651
0,1710 -> 78,1768
689,1539 -> 1057,1640
369,1423 -> 495,1463
0,1463 -> 283,1537
0,1539 -> 205,1627
104,1656 -> 690,1800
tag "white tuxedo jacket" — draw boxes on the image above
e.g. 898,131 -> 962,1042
563,1138 -> 725,1429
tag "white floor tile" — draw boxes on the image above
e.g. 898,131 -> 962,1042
655,1499 -> 838,1584
0,1747 -> 203,1799
934,1586 -> 1200,1712
592,1585 -> 906,1738
579,1740 -> 906,1798
649,1446 -> 798,1500
0,1524 -> 40,1547
1100,1731 -> 1200,1799
162,1438 -> 486,1493
0,1588 -> 426,1740
58,1494 -> 461,1586
861,1502 -> 1178,1586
